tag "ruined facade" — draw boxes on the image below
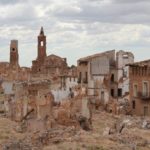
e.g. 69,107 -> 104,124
77,50 -> 134,113
77,50 -> 115,105
111,50 -> 134,98
129,60 -> 150,116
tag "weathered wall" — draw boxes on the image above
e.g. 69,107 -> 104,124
129,65 -> 150,116
2,81 -> 14,95
116,50 -> 134,69
91,56 -> 110,75
52,89 -> 70,102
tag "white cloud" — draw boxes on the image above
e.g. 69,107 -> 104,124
0,0 -> 150,67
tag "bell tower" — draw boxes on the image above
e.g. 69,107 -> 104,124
37,27 -> 47,61
10,40 -> 19,67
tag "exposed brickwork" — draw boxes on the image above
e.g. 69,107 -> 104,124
10,40 -> 19,68
129,62 -> 150,116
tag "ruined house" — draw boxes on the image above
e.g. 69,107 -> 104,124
77,50 -> 134,113
111,50 -> 134,98
129,60 -> 150,116
77,50 -> 115,105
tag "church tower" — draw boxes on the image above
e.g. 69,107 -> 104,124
10,40 -> 19,67
37,27 -> 47,61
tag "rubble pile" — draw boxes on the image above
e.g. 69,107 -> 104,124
1,110 -> 150,150
103,115 -> 150,149
53,95 -> 92,131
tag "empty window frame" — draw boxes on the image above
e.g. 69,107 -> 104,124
143,81 -> 149,97
132,100 -> 136,109
133,84 -> 138,97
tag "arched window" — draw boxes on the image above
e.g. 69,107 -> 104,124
41,41 -> 44,46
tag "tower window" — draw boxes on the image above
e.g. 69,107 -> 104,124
12,48 -> 15,51
41,41 -> 44,46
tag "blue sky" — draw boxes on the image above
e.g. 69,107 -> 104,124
0,0 -> 150,67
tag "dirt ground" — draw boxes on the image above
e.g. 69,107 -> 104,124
0,110 -> 150,150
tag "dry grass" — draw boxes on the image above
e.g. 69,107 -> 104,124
0,110 -> 150,150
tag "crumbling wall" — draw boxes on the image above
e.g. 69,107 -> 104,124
116,50 -> 134,69
129,64 -> 150,116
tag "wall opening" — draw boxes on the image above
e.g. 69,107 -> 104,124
78,72 -> 82,83
133,84 -> 138,97
111,74 -> 115,82
101,91 -> 105,103
11,48 -> 15,52
143,81 -> 149,97
132,100 -> 136,109
144,106 -> 148,116
123,54 -> 129,59
118,88 -> 122,97
111,89 -> 114,97
84,72 -> 88,83
41,41 -> 44,46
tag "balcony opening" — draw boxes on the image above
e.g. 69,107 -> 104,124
78,72 -> 82,83
144,106 -> 148,116
143,81 -> 149,97
118,88 -> 122,97
132,100 -> 136,109
111,74 -> 115,82
101,91 -> 105,103
111,89 -> 114,97
84,72 -> 88,83
133,84 -> 138,97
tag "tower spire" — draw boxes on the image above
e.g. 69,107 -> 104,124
37,27 -> 47,61
40,26 -> 44,35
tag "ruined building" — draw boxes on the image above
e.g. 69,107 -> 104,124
0,27 -> 78,115
77,50 -> 115,104
129,60 -> 150,116
77,50 -> 134,113
10,40 -> 19,69
31,27 -> 68,79
0,40 -> 30,81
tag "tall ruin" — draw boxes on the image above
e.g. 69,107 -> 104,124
9,40 -> 19,68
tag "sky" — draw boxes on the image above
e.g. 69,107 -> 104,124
0,0 -> 150,67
